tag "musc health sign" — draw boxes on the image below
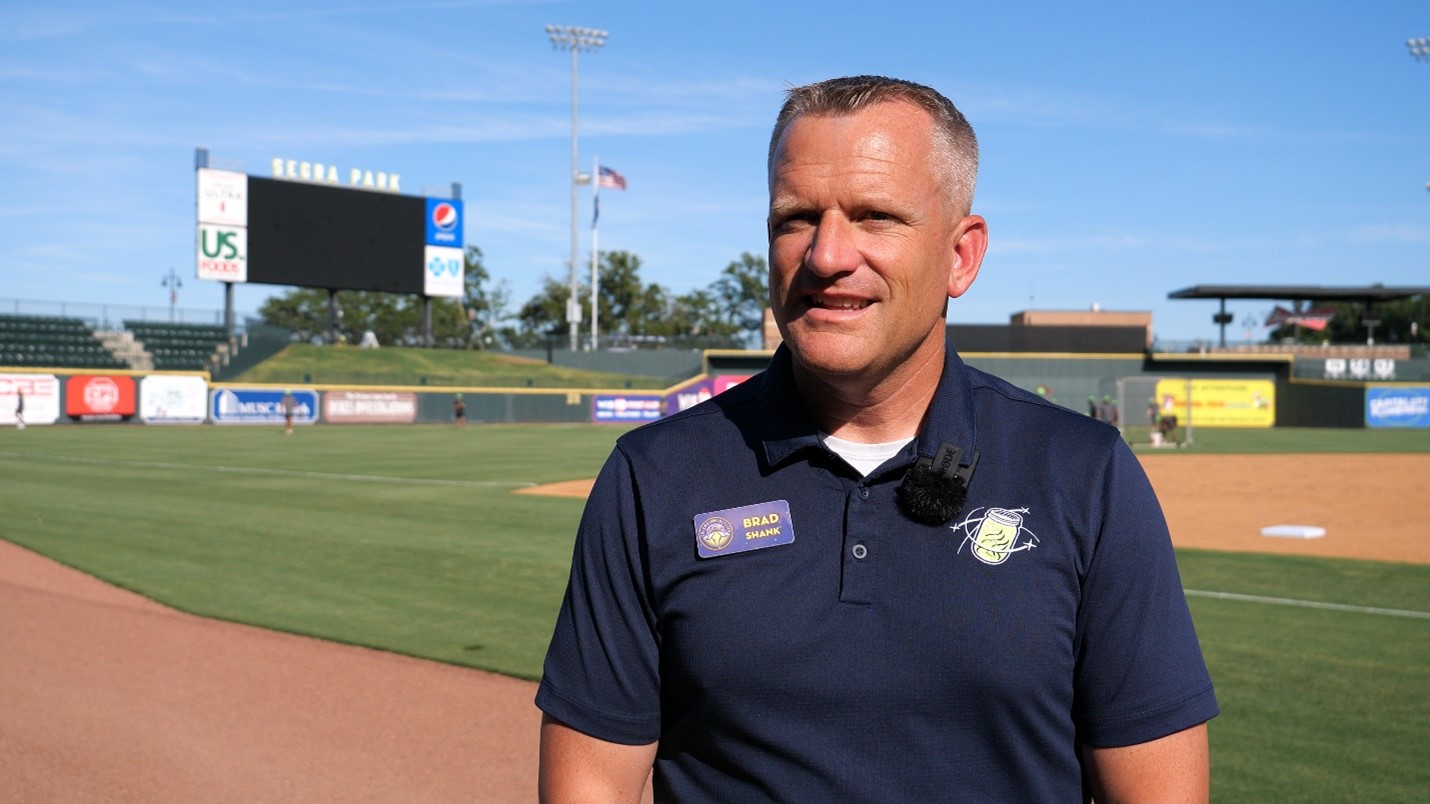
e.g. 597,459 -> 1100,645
211,388 -> 318,425
1365,386 -> 1430,428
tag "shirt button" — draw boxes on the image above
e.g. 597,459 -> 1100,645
852,543 -> 868,560
858,488 -> 870,500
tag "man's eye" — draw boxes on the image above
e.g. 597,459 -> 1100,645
773,215 -> 814,232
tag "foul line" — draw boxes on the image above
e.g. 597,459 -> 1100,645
0,450 -> 536,489
1185,589 -> 1430,620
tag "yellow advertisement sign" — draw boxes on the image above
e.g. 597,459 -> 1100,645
1153,379 -> 1275,428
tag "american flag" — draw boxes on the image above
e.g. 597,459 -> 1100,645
597,165 -> 627,191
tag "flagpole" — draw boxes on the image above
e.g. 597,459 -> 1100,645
591,156 -> 601,351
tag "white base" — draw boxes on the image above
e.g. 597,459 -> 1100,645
1260,525 -> 1326,539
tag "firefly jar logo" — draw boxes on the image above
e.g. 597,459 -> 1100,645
697,516 -> 735,552
952,507 -> 1039,566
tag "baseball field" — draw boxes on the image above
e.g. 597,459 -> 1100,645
1,423 -> 1427,801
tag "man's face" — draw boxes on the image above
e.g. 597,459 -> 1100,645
767,101 -> 984,386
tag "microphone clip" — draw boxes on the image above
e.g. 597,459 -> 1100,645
896,443 -> 980,526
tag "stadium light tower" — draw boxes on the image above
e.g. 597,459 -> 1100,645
546,24 -> 608,351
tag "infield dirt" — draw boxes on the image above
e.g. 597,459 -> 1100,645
521,453 -> 1430,565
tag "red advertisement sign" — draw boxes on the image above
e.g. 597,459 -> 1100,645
65,375 -> 137,420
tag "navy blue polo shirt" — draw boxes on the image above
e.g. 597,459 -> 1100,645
537,340 -> 1217,802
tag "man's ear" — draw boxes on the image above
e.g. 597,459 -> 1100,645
947,215 -> 988,299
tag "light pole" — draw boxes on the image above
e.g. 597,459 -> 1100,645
546,24 -> 608,351
161,267 -> 183,322
1410,39 -> 1430,191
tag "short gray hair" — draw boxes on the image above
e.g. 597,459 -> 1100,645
768,76 -> 979,215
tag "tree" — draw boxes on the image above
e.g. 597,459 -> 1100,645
712,252 -> 770,346
257,245 -> 519,348
258,288 -> 330,342
1270,294 -> 1429,344
459,246 -> 513,349
514,250 -> 770,349
517,275 -> 573,341
598,251 -> 671,336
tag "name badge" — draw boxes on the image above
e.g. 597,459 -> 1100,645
694,499 -> 794,559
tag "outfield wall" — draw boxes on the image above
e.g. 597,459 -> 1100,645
2,356 -> 1427,428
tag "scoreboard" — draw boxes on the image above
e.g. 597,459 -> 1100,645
196,168 -> 464,297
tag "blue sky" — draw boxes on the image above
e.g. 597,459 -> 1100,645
3,0 -> 1428,342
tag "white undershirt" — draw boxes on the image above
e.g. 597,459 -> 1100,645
822,433 -> 914,477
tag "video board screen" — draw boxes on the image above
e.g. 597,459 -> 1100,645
246,177 -> 427,294
195,168 -> 464,297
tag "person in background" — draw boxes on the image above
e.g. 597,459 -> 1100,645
453,393 -> 467,427
281,389 -> 297,436
14,389 -> 23,430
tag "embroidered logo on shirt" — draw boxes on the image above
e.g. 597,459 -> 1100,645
694,500 -> 794,559
952,507 -> 1039,565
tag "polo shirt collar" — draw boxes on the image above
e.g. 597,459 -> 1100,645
756,336 -> 978,471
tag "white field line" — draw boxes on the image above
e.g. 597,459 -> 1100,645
1185,589 -> 1430,620
1,450 -> 537,489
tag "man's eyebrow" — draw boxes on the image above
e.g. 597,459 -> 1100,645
768,198 -> 810,218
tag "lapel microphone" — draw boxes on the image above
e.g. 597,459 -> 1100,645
896,443 -> 980,526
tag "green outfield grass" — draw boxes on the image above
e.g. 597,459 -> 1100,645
231,342 -> 669,389
1,423 -> 1426,801
1125,424 -> 1430,453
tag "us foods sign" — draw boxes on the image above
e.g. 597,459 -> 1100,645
197,224 -> 247,282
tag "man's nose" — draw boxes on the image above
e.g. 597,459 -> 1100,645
806,212 -> 859,276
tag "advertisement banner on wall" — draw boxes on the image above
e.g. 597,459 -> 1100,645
140,375 -> 209,423
713,374 -> 753,395
0,374 -> 60,426
1154,379 -> 1275,428
322,391 -> 417,423
665,379 -> 713,415
211,388 -> 318,425
1365,386 -> 1430,428
592,394 -> 663,423
65,375 -> 137,421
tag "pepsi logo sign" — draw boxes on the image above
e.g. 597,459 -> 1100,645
431,202 -> 458,231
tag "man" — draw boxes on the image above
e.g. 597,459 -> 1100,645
537,76 -> 1216,802
281,389 -> 297,436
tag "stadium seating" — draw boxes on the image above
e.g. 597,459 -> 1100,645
124,321 -> 230,371
0,314 -> 127,369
